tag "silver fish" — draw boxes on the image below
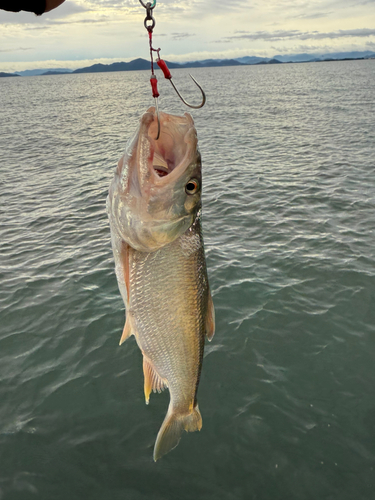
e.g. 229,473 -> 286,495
107,107 -> 214,461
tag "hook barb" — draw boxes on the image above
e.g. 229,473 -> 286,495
169,74 -> 206,109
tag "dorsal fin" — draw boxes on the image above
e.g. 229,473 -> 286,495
143,356 -> 168,405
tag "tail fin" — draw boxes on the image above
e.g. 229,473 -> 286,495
153,405 -> 202,461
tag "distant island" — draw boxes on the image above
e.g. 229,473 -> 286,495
71,57 -> 242,74
2,50 -> 374,77
61,52 -> 375,76
41,70 -> 72,76
255,58 -> 283,65
0,72 -> 19,77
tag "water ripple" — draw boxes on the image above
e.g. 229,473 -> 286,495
1,61 -> 375,499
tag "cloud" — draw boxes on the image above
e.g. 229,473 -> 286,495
47,16 -> 110,26
145,0 -> 251,21
0,1 -> 88,24
170,32 -> 195,40
349,0 -> 375,4
23,26 -> 51,30
193,0 -> 250,13
224,28 -> 375,42
41,1 -> 89,18
292,11 -> 334,19
0,47 -> 32,53
85,0 -> 136,6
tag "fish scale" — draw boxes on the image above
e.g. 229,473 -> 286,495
130,216 -> 207,402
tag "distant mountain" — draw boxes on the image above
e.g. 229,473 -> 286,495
318,50 -> 375,59
0,72 -> 20,77
9,51 -> 375,78
18,68 -> 73,76
235,56 -> 270,64
273,51 -> 375,63
255,58 -> 282,65
72,57 -> 242,74
183,59 -> 242,68
73,58 -> 150,73
41,71 -> 72,75
273,53 -> 318,63
194,58 -> 223,64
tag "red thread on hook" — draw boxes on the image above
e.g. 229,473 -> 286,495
150,75 -> 159,98
156,59 -> 172,80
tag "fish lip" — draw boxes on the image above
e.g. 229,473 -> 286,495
137,107 -> 198,185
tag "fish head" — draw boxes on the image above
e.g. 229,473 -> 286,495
108,107 -> 202,252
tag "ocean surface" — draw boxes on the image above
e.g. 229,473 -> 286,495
1,60 -> 375,500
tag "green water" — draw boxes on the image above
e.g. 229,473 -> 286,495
1,61 -> 375,499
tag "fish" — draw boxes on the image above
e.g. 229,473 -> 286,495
107,107 -> 215,461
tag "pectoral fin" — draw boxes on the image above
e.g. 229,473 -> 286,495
119,315 -> 133,345
205,291 -> 215,341
143,356 -> 168,405
118,241 -> 134,346
121,241 -> 130,304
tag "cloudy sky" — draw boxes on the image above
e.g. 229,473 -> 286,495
1,0 -> 374,72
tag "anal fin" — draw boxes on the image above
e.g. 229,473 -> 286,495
205,291 -> 215,341
143,356 -> 168,405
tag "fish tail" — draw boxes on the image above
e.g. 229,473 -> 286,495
153,404 -> 202,461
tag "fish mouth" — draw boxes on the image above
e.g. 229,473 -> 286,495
141,107 -> 198,181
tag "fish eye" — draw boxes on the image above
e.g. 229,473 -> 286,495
185,179 -> 200,195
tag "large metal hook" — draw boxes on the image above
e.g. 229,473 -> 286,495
156,59 -> 206,110
153,74 -> 205,140
169,74 -> 206,109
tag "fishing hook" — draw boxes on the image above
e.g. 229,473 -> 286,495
139,0 -> 206,140
169,74 -> 206,109
151,70 -> 206,140
154,95 -> 160,140
156,59 -> 206,109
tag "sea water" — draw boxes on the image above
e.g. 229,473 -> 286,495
1,60 -> 375,499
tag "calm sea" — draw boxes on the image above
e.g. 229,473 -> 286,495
1,61 -> 375,500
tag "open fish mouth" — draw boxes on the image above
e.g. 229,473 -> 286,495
141,107 -> 198,182
153,153 -> 169,177
109,107 -> 201,253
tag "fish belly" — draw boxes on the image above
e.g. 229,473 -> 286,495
130,214 -> 208,407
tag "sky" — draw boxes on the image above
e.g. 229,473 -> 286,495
1,0 -> 375,72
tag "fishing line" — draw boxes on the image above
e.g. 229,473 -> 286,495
139,0 -> 206,139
